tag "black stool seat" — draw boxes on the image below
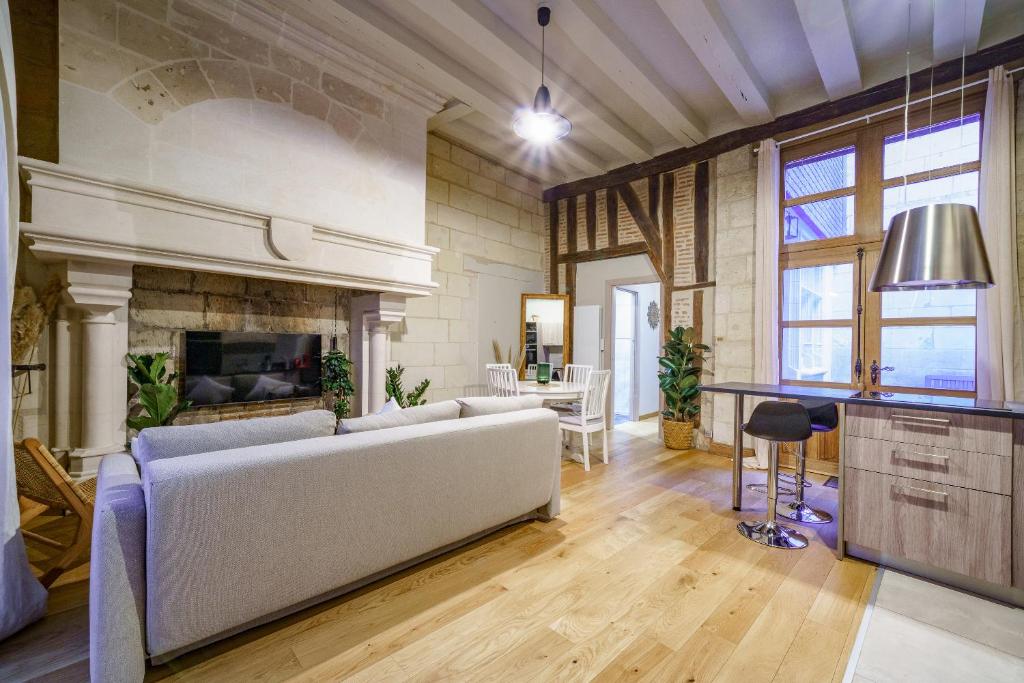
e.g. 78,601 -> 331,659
742,402 -> 812,442
799,399 -> 838,432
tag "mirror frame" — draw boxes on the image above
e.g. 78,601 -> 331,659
519,293 -> 572,379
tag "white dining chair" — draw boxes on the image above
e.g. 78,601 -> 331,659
487,366 -> 520,397
552,363 -> 592,413
526,363 -> 538,380
558,370 -> 610,471
563,364 -> 592,387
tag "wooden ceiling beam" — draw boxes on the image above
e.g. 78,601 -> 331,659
794,0 -> 862,100
436,0 -> 653,163
654,0 -> 772,125
543,34 -> 1024,202
933,0 -> 986,63
558,0 -> 706,146
428,100 -> 473,131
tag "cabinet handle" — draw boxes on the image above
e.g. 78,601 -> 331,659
893,484 -> 948,498
907,449 -> 950,460
890,413 -> 951,425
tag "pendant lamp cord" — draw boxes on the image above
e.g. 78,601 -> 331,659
540,21 -> 545,86
902,2 -> 910,198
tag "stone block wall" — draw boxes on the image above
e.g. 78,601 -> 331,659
129,265 -> 350,424
710,147 -> 757,446
391,134 -> 545,402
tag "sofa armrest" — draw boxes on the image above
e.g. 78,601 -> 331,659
90,453 -> 147,683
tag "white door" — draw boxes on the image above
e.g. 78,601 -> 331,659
613,288 -> 638,421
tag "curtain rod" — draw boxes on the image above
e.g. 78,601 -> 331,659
756,64 -> 1024,151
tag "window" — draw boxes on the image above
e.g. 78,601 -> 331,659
779,94 -> 983,395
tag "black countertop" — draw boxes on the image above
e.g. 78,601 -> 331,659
700,382 -> 1024,419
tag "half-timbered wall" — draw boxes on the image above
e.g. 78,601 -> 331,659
543,162 -> 715,343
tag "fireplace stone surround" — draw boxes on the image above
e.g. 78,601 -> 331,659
19,159 -> 438,476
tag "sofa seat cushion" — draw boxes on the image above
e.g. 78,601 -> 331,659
456,395 -> 544,417
337,400 -> 461,434
133,410 -> 337,466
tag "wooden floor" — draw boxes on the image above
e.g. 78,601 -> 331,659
2,424 -> 876,682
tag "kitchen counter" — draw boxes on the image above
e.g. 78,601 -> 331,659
701,381 -> 1023,605
701,381 -> 1024,419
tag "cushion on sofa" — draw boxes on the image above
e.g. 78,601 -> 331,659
455,395 -> 544,417
133,410 -> 337,465
336,400 -> 461,434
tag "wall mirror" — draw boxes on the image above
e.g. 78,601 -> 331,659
520,293 -> 572,379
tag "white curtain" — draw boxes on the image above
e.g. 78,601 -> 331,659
976,66 -> 1022,402
0,2 -> 48,641
751,139 -> 781,468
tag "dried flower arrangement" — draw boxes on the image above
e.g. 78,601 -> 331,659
11,276 -> 62,364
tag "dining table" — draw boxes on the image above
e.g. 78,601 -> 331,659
516,380 -> 585,402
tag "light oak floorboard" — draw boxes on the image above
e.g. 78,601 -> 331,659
6,427 -> 874,682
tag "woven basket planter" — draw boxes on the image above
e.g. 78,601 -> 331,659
663,419 -> 694,450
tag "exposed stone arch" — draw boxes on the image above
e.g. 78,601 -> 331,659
110,58 -> 365,145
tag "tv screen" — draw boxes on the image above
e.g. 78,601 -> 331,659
183,331 -> 322,406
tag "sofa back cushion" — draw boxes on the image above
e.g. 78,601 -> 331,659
456,395 -> 543,417
133,410 -> 337,466
336,400 -> 460,434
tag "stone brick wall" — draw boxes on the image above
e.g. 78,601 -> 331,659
391,134 -> 545,402
709,147 -> 757,446
129,265 -> 350,423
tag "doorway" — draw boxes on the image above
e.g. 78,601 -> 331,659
610,281 -> 662,426
612,287 -> 637,423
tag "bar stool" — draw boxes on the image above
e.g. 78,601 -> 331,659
780,399 -> 837,525
736,402 -> 811,549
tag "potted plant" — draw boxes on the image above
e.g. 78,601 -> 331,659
658,326 -> 710,450
321,349 -> 354,419
385,364 -> 430,408
126,352 -> 191,432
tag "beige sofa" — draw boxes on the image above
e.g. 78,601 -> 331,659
90,402 -> 561,681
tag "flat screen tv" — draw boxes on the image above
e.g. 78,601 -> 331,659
183,331 -> 322,406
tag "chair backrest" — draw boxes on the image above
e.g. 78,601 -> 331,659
563,364 -> 592,387
579,370 -> 611,419
15,438 -> 92,513
485,363 -> 511,370
487,367 -> 520,397
526,364 -> 537,380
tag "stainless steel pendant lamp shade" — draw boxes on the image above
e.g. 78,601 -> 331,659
869,203 -> 994,291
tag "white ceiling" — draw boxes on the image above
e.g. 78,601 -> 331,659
266,0 -> 1024,186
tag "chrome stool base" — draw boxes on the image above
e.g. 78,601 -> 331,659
781,501 -> 833,525
736,520 -> 808,549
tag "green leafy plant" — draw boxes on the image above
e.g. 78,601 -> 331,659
658,326 -> 710,424
385,364 -> 430,408
322,349 -> 354,419
126,352 -> 191,432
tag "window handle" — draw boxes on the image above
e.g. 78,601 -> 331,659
869,360 -> 894,385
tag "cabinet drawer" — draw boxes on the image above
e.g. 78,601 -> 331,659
844,467 -> 1011,586
846,405 -> 1011,455
845,436 -> 1010,495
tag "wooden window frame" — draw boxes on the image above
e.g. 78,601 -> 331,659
778,91 -> 985,396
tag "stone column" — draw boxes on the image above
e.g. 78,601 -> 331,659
367,319 -> 395,413
51,305 -> 72,452
63,260 -> 133,477
350,293 -> 407,415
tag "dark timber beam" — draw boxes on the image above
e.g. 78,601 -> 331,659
543,34 -> 1024,201
616,182 -> 666,283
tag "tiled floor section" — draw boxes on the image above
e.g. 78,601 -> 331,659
847,569 -> 1024,682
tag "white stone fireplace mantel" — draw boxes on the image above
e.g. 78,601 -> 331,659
19,158 -> 439,296
19,158 -> 438,476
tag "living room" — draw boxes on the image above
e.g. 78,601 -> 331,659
3,1 -> 1024,681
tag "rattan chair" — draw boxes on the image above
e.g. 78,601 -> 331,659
15,438 -> 96,587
